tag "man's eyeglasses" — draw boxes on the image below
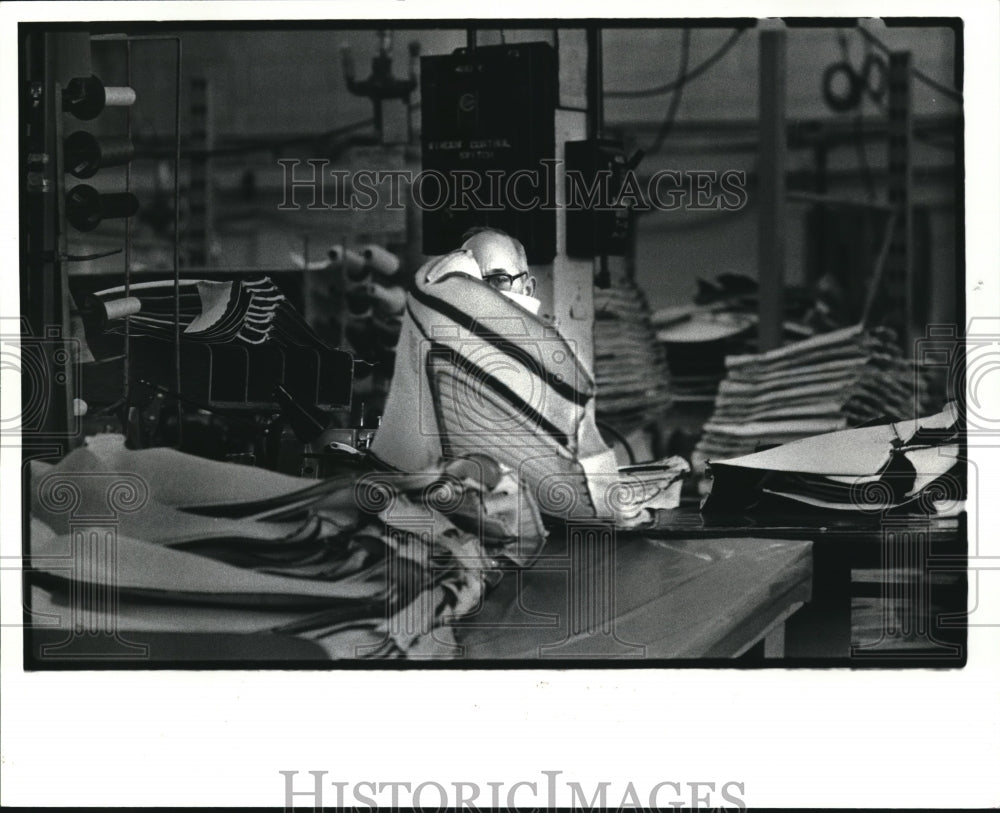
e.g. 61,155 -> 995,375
484,271 -> 527,292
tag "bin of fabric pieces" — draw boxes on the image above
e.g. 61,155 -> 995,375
27,434 -> 546,660
694,324 -> 922,466
369,252 -> 689,527
592,279 -> 673,435
701,401 -> 963,518
83,276 -> 353,410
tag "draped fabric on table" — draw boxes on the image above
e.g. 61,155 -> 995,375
29,435 -> 546,659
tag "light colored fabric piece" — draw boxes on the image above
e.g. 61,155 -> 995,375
30,446 -> 316,543
28,440 -> 548,658
30,584 -> 304,634
29,517 -> 384,603
702,402 -> 961,515
711,402 -> 957,477
81,434 -> 311,507
501,290 -> 541,315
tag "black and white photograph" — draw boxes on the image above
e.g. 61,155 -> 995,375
2,1 -> 998,809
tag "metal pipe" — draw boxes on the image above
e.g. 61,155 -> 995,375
587,25 -> 604,137
756,24 -> 787,352
95,33 -> 183,441
123,38 -> 132,409
173,36 -> 183,446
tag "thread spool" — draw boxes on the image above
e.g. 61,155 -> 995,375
65,131 -> 135,179
104,85 -> 137,107
63,75 -> 136,120
102,296 -> 143,321
329,246 -> 366,277
369,282 -> 406,315
66,185 -> 139,232
81,294 -> 142,329
361,244 -> 401,276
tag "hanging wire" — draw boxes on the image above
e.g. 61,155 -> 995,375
647,29 -> 691,155
605,27 -> 746,98
855,25 -> 962,103
132,117 -> 376,160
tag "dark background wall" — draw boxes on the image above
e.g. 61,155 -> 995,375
77,22 -> 959,325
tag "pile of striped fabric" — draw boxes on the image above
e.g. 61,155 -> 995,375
593,279 -> 673,435
694,325 -> 918,466
90,277 -> 332,348
29,435 -> 547,660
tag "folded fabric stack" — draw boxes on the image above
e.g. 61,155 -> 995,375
694,325 -> 917,463
29,435 -> 547,659
701,402 -> 963,518
593,280 -> 673,434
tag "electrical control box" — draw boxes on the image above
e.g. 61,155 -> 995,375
420,42 -> 557,263
564,135 -> 633,258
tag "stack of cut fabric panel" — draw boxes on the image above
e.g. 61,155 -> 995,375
593,279 -> 673,435
695,325 -> 916,464
701,401 -> 963,518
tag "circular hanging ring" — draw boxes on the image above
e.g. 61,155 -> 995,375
822,61 -> 863,112
861,52 -> 888,102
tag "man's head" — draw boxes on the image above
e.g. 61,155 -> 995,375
461,227 -> 536,298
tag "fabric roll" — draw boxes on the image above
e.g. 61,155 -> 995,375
361,244 -> 401,276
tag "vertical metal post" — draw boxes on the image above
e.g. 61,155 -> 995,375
172,37 -> 183,445
757,24 -> 786,352
543,31 -> 595,371
587,26 -> 610,289
123,39 -> 133,409
586,25 -> 603,137
187,76 -> 213,267
52,81 -> 77,443
887,51 -> 914,349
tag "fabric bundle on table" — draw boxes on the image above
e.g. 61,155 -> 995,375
28,435 -> 546,659
694,325 -> 917,463
701,401 -> 963,518
593,280 -> 673,434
